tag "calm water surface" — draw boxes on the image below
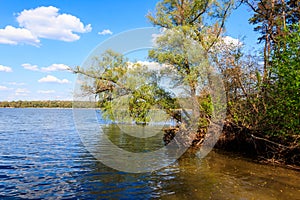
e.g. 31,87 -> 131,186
0,108 -> 299,199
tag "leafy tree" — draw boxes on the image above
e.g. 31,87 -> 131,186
242,0 -> 300,136
147,0 -> 236,132
73,50 -> 178,125
148,0 -> 235,52
243,0 -> 300,83
263,23 -> 300,136
211,37 -> 263,128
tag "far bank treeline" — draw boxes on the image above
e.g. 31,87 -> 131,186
0,101 -> 73,108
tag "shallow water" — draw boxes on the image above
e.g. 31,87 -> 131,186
0,108 -> 299,199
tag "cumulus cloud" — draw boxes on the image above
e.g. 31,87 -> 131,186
98,29 -> 113,35
15,88 -> 30,96
0,26 -> 40,46
41,64 -> 71,72
22,63 -> 71,72
17,6 -> 92,42
38,75 -> 70,84
7,82 -> 25,86
0,6 -> 92,46
151,28 -> 167,45
22,63 -> 39,71
0,86 -> 12,91
37,90 -> 55,94
0,64 -> 13,72
222,36 -> 243,47
128,61 -> 170,71
136,61 -> 167,71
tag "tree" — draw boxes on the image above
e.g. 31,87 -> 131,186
147,0 -> 235,52
242,0 -> 300,136
263,23 -> 300,136
73,50 -> 179,125
243,0 -> 300,83
211,37 -> 263,128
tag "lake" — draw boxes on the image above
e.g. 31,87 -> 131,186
0,108 -> 299,199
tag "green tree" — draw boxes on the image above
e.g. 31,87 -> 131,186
73,50 -> 178,125
263,23 -> 300,136
243,0 -> 300,83
242,0 -> 300,136
147,0 -> 234,132
148,0 -> 235,52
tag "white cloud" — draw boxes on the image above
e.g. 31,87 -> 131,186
136,61 -> 165,70
17,6 -> 92,42
213,36 -> 243,52
151,28 -> 167,45
222,36 -> 243,47
0,26 -> 40,46
128,61 -> 170,71
0,6 -> 91,46
21,63 -> 71,72
22,63 -> 39,71
7,82 -> 25,86
0,64 -> 13,72
41,64 -> 71,72
0,86 -> 12,91
15,88 -> 30,96
37,90 -> 55,94
38,75 -> 70,84
98,29 -> 113,35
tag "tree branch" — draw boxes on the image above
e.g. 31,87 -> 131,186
206,2 -> 232,52
189,1 -> 209,24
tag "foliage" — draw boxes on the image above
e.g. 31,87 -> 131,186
263,23 -> 300,136
241,0 -> 300,137
148,0 -> 235,52
211,37 -> 262,128
73,50 -> 179,125
243,0 -> 300,83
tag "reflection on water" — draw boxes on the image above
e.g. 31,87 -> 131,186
0,108 -> 299,199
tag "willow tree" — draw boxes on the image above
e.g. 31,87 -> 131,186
147,0 -> 235,51
147,0 -> 234,123
73,50 -> 179,125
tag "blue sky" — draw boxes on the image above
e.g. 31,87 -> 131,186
0,0 -> 259,101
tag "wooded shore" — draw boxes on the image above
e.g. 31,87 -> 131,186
163,122 -> 300,171
0,101 -> 72,108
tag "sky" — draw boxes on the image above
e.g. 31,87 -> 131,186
0,0 -> 259,101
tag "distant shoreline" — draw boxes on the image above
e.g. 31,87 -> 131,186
0,100 -> 73,108
0,107 -> 73,109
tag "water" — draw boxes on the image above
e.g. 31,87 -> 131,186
0,108 -> 299,199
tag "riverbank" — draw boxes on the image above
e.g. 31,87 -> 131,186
217,122 -> 300,170
0,100 -> 72,108
163,122 -> 300,171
